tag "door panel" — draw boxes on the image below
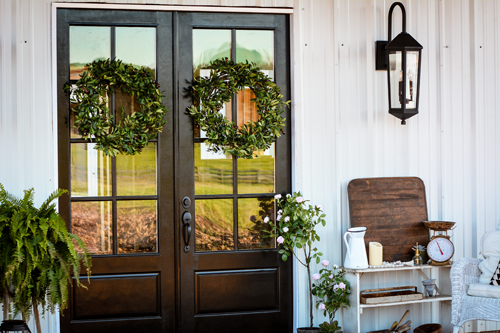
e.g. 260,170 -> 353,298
57,9 -> 174,333
72,274 -> 160,320
177,12 -> 292,332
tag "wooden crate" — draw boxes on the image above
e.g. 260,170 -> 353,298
360,286 -> 423,305
348,177 -> 430,262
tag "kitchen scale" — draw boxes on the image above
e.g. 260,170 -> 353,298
423,221 -> 456,265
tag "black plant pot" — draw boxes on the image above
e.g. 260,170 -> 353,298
0,320 -> 32,332
297,328 -> 320,333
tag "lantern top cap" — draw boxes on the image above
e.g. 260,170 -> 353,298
386,32 -> 423,51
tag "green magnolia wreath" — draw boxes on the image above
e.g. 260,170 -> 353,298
66,58 -> 167,156
187,58 -> 290,159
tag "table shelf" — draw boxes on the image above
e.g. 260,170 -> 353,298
359,294 -> 452,309
343,265 -> 452,333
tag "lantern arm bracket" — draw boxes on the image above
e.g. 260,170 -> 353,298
375,1 -> 406,70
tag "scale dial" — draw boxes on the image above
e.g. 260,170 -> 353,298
427,236 -> 454,263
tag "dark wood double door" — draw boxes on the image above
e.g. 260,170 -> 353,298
57,9 -> 291,333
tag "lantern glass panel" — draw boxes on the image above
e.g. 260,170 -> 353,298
389,51 -> 403,109
406,51 -> 419,109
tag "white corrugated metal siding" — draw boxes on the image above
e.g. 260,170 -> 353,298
0,0 -> 499,332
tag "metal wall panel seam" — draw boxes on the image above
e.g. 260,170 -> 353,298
496,0 -> 500,253
472,0 -> 485,258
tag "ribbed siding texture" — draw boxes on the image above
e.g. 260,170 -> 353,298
293,0 -> 500,331
0,0 -> 499,332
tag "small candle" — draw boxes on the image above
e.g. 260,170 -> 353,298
369,242 -> 383,266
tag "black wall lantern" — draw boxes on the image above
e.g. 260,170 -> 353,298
376,2 -> 423,125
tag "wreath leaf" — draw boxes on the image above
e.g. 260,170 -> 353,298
187,58 -> 290,159
65,58 -> 168,156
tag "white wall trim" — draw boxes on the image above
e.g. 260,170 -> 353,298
51,2 -> 293,14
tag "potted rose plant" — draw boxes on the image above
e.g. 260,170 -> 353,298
266,192 -> 326,332
312,263 -> 351,333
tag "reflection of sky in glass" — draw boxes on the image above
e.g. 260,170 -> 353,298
116,27 -> 156,71
193,30 -> 231,75
236,30 -> 274,78
70,26 -> 110,65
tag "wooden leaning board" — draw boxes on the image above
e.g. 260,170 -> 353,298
347,177 -> 429,262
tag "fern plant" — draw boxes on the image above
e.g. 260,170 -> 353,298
0,184 -> 91,332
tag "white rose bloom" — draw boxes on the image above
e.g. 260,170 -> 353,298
263,217 -> 270,223
283,227 -> 289,232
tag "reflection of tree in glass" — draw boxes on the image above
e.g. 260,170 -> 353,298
195,199 -> 234,251
117,205 -> 157,253
72,202 -> 112,255
240,197 -> 274,249
193,43 -> 273,77
195,215 -> 234,251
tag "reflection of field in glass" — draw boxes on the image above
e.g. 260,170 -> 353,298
71,143 -> 111,197
196,199 -> 233,251
195,144 -> 274,195
195,143 -> 232,195
194,143 -> 275,252
71,201 -> 112,255
70,143 -> 157,197
237,153 -> 274,194
238,198 -> 274,250
117,200 -> 157,253
117,143 -> 157,196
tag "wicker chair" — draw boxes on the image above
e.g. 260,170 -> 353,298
451,257 -> 500,333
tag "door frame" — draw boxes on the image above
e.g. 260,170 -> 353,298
51,4 -> 295,332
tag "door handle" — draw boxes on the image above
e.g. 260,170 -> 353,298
182,211 -> 192,253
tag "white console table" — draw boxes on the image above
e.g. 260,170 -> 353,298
342,264 -> 452,333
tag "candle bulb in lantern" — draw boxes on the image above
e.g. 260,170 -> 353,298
369,242 -> 383,266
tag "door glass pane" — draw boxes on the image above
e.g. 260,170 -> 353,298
195,199 -> 234,252
194,100 -> 232,139
236,89 -> 258,127
238,198 -> 275,250
116,27 -> 156,76
117,200 -> 157,253
117,143 -> 157,196
71,201 -> 112,255
195,143 -> 233,195
70,26 -> 111,80
236,30 -> 274,80
237,144 -> 275,194
193,29 -> 231,78
71,143 -> 112,197
69,26 -> 111,138
115,88 -> 141,125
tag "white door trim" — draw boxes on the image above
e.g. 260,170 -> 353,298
51,2 -> 293,14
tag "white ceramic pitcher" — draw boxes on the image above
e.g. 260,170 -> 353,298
343,227 -> 369,269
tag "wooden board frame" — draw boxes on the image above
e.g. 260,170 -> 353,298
347,177 -> 430,262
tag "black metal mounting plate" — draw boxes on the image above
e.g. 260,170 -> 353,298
376,40 -> 389,70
